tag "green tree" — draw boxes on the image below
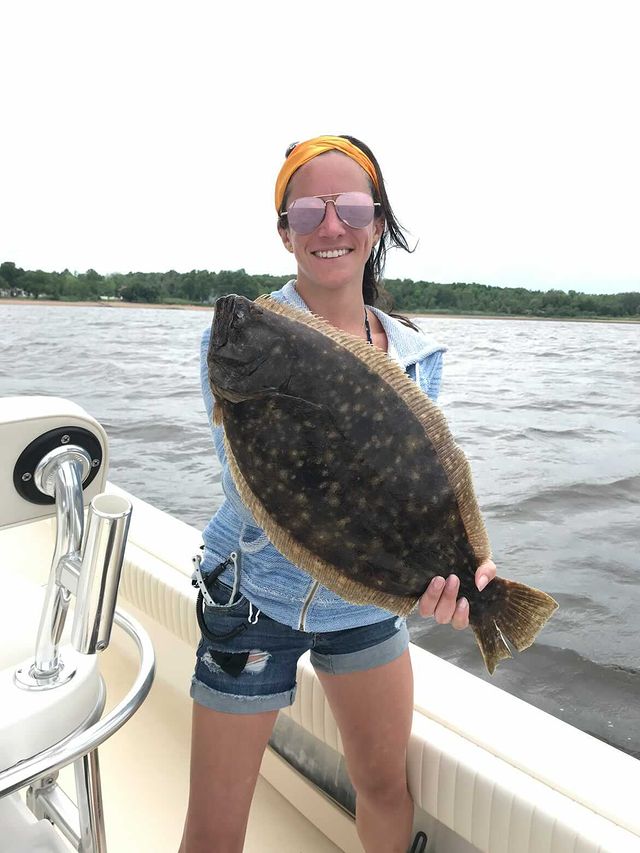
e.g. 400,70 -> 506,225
0,261 -> 24,288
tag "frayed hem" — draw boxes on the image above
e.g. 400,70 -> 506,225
190,677 -> 296,714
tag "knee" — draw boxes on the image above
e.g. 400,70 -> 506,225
350,768 -> 410,809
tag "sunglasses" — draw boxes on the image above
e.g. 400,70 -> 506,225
281,192 -> 381,235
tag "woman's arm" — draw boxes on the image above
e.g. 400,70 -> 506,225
199,326 -> 217,440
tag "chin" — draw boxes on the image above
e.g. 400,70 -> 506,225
305,264 -> 362,291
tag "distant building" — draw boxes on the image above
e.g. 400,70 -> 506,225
0,288 -> 30,298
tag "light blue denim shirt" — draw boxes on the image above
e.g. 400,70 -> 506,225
199,281 -> 446,631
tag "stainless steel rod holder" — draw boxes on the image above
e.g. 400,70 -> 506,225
72,494 -> 132,655
33,450 -> 89,676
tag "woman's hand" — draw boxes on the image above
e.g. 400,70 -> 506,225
418,560 -> 497,630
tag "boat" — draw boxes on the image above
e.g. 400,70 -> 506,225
1,395 -> 639,852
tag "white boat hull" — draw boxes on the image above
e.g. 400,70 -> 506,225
1,484 -> 639,852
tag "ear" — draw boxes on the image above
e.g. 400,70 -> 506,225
372,214 -> 385,246
278,223 -> 294,253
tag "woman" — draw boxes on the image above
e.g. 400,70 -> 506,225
180,135 -> 496,853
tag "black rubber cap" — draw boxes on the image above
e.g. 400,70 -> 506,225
13,426 -> 104,505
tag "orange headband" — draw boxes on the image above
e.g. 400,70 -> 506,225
274,135 -> 380,213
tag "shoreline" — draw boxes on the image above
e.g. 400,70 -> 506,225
1,298 -> 638,324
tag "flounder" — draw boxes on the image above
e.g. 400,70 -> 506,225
207,294 -> 558,673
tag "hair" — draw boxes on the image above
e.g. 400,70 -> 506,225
277,135 -> 418,328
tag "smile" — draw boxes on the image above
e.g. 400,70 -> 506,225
312,249 -> 352,259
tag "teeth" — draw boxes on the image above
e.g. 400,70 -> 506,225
313,249 -> 351,259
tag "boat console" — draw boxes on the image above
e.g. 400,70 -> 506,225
0,397 -> 155,853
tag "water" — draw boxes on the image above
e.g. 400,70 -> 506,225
2,302 -> 639,758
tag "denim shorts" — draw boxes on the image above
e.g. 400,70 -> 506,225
190,577 -> 410,715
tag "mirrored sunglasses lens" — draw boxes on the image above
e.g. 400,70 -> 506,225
335,192 -> 375,228
288,197 -> 325,234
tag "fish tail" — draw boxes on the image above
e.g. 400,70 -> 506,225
470,578 -> 558,674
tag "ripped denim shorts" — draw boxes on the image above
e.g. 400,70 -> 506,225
190,567 -> 410,715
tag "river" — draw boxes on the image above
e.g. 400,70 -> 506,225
1,301 -> 638,758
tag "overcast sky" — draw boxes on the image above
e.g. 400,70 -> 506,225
2,1 -> 638,295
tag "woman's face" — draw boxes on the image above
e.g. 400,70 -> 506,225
278,151 -> 384,296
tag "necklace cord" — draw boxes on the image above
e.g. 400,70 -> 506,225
364,309 -> 373,345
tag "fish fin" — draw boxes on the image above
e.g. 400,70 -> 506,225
471,577 -> 559,674
471,620 -> 513,674
212,404 -> 223,426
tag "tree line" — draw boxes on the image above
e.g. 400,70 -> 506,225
1,261 -> 638,319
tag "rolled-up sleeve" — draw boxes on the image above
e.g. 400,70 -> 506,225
419,350 -> 444,402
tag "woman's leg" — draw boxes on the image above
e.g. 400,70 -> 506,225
315,649 -> 414,853
179,702 -> 278,853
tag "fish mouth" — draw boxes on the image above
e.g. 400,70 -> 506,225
209,294 -> 272,400
213,294 -> 254,348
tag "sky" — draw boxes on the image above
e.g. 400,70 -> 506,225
1,1 -> 638,295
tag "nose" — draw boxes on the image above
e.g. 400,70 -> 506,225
317,200 -> 345,236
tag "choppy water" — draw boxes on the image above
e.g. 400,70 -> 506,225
2,303 -> 639,758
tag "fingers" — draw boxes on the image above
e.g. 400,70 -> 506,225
419,575 -> 469,629
475,559 -> 497,592
433,575 -> 460,624
419,561 -> 498,630
418,575 -> 446,617
450,596 -> 469,630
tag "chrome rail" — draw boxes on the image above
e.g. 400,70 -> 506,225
0,607 -> 155,799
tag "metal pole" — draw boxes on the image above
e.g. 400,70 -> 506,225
75,749 -> 107,852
